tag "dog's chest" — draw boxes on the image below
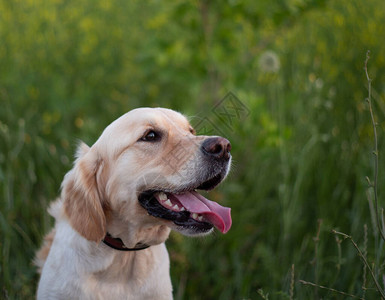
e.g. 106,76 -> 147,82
82,246 -> 173,299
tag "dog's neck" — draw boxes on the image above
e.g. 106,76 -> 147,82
105,214 -> 171,249
103,233 -> 150,251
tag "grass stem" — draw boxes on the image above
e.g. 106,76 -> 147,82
365,50 -> 385,243
299,280 -> 365,299
332,230 -> 385,299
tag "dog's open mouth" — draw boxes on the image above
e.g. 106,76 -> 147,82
138,176 -> 232,234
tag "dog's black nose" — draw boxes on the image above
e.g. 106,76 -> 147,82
201,137 -> 231,160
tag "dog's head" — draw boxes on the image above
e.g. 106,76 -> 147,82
61,108 -> 232,245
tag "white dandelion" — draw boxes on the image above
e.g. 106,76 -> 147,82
258,50 -> 281,73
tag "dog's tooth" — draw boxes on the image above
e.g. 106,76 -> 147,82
198,215 -> 203,221
180,207 -> 185,211
164,199 -> 172,207
158,192 -> 167,201
173,204 -> 180,211
192,213 -> 198,219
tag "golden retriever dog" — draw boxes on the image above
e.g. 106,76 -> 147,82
35,107 -> 232,299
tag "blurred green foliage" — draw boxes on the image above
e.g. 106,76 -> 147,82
1,0 -> 385,298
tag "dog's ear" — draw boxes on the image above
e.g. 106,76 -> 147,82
62,142 -> 106,243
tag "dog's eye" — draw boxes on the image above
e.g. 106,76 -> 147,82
140,130 -> 161,142
189,127 -> 196,135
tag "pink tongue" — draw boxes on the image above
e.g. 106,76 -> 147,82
171,191 -> 232,233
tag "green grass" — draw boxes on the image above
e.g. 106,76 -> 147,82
1,0 -> 385,299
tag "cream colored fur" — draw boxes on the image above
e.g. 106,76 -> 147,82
36,107 -> 230,300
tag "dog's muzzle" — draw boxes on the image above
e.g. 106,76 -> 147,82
138,137 -> 232,235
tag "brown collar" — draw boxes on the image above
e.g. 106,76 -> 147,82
102,233 -> 150,251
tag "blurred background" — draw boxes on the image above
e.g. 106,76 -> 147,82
1,0 -> 385,298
